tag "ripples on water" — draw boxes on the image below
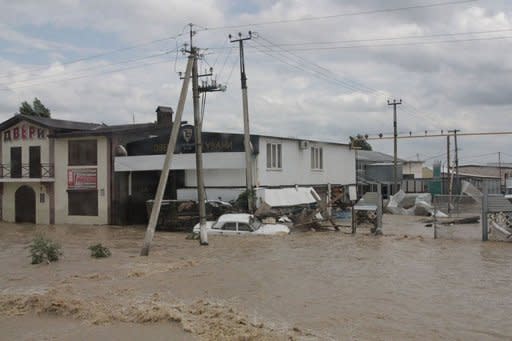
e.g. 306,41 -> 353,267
0,216 -> 511,340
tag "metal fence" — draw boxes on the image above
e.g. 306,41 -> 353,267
432,194 -> 482,240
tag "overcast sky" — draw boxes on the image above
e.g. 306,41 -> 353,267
1,0 -> 511,166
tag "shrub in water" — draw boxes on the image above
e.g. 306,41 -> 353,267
29,236 -> 62,264
88,243 -> 111,258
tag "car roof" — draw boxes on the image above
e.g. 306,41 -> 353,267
217,213 -> 252,224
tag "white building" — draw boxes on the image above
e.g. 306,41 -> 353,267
115,129 -> 356,208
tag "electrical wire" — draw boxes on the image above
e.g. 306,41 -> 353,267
0,49 -> 179,88
200,0 -> 478,31
0,57 -> 177,91
0,33 -> 184,81
253,34 -> 441,127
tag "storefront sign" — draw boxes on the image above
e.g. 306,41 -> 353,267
127,126 -> 260,156
67,169 -> 97,190
3,124 -> 46,142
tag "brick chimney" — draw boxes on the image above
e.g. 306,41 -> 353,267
156,106 -> 173,126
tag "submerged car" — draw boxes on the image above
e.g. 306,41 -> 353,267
193,213 -> 290,235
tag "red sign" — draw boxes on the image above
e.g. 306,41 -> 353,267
68,169 -> 97,190
4,124 -> 45,142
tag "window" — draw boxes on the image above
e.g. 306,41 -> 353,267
311,146 -> 323,170
10,147 -> 21,178
68,190 -> 98,216
69,140 -> 97,166
266,143 -> 282,169
221,222 -> 236,231
238,223 -> 252,232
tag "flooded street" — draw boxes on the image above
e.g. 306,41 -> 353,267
0,215 -> 511,340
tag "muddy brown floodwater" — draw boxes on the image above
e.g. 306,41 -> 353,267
0,215 -> 511,340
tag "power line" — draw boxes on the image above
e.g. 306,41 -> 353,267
201,0 -> 478,31
254,34 -> 441,127
0,50 -> 178,88
263,28 -> 512,47
0,33 -> 185,81
250,34 -> 512,52
0,56 -> 178,91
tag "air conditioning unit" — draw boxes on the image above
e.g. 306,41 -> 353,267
298,140 -> 309,150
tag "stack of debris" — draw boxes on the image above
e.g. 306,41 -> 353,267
254,187 -> 340,230
385,190 -> 445,217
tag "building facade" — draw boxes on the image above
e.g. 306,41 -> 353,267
0,114 -> 108,224
0,109 -> 356,225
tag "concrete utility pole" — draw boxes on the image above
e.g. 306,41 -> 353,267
140,55 -> 194,256
229,32 -> 254,212
447,135 -> 451,214
188,24 -> 226,245
498,151 -> 502,192
446,135 -> 451,186
448,129 -> 460,194
388,99 -> 402,195
187,24 -> 210,245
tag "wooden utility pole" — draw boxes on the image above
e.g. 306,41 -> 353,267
388,99 -> 402,195
140,55 -> 194,256
229,32 -> 254,212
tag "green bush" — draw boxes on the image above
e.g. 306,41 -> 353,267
88,244 -> 111,258
29,236 -> 62,264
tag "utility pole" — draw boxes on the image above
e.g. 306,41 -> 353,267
498,151 -> 502,192
448,129 -> 460,194
229,32 -> 254,212
447,135 -> 451,214
141,54 -> 194,256
188,24 -> 209,245
388,99 -> 402,195
446,135 -> 450,186
188,24 -> 226,245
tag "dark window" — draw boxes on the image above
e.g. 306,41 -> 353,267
69,140 -> 97,166
238,223 -> 252,232
10,147 -> 22,178
221,222 -> 236,231
29,146 -> 41,178
68,190 -> 98,216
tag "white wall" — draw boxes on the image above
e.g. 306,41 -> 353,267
256,137 -> 356,187
403,161 -> 424,179
185,169 -> 245,187
54,136 -> 109,225
177,188 -> 244,202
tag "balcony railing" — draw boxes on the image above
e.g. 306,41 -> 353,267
0,163 -> 54,179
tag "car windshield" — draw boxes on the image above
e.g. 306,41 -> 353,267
250,216 -> 262,230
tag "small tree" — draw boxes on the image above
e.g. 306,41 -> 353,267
349,134 -> 372,151
19,98 -> 51,117
19,101 -> 35,116
29,235 -> 62,264
33,98 -> 51,117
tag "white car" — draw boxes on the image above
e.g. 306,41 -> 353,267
193,213 -> 290,236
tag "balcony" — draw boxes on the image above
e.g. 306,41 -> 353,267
0,163 -> 55,182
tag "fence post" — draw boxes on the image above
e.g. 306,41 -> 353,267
482,182 -> 488,241
433,195 -> 437,239
376,183 -> 383,234
351,202 -> 356,234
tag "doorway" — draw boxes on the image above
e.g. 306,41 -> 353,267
15,185 -> 36,223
